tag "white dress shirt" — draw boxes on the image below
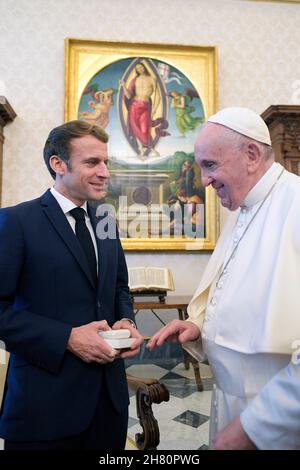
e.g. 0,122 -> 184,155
50,187 -> 98,270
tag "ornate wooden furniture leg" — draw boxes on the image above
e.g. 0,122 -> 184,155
126,374 -> 170,450
178,306 -> 204,391
177,307 -> 191,370
189,357 -> 204,392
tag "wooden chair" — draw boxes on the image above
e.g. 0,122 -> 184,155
126,374 -> 170,450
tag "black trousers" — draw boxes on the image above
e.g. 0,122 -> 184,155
4,384 -> 128,450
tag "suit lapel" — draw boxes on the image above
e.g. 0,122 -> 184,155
40,190 -> 95,288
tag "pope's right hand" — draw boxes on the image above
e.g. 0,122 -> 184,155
67,320 -> 118,364
147,320 -> 200,351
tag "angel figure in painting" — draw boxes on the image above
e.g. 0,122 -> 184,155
79,87 -> 115,129
168,89 -> 204,137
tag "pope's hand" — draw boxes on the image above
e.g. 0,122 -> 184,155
147,320 -> 200,351
213,416 -> 257,450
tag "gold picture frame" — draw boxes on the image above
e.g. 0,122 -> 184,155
65,38 -> 218,251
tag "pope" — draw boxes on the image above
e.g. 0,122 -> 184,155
148,107 -> 300,450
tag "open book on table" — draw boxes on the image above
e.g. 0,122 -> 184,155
128,267 -> 175,293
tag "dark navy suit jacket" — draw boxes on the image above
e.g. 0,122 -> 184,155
0,189 -> 135,441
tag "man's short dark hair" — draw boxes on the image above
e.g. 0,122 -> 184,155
43,120 -> 109,179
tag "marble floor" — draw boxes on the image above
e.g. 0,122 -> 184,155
125,342 -> 213,450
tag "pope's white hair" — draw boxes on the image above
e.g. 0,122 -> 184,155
221,126 -> 274,161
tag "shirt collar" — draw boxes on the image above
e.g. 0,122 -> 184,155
241,162 -> 284,209
50,187 -> 88,215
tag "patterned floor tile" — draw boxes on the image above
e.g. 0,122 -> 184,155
158,371 -> 184,381
126,363 -> 169,380
202,377 -> 214,391
171,362 -> 213,379
128,416 -> 139,428
152,394 -> 191,421
161,377 -> 199,398
182,391 -> 212,416
125,341 -> 182,365
173,409 -> 209,428
198,444 -> 209,450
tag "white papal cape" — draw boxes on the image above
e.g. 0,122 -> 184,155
184,163 -> 300,449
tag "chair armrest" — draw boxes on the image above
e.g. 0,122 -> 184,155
126,373 -> 170,450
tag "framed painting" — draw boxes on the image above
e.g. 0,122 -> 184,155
65,39 -> 218,250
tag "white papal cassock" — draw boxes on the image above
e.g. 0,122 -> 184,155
184,162 -> 300,449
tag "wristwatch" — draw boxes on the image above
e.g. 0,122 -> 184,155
121,317 -> 137,329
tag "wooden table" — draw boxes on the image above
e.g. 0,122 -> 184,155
133,295 -> 204,391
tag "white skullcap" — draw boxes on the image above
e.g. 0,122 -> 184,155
207,107 -> 271,145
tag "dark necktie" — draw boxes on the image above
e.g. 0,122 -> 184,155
70,207 -> 97,286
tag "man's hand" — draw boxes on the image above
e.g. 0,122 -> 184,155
67,320 -> 118,364
213,416 -> 257,450
147,320 -> 200,351
112,320 -> 144,359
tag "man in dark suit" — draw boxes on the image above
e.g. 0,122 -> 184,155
0,120 -> 143,450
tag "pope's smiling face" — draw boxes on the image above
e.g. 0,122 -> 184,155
195,123 -> 253,211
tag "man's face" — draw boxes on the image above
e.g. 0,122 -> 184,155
58,135 -> 109,205
136,63 -> 146,75
195,124 -> 251,211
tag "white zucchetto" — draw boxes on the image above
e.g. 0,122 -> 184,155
208,107 -> 271,145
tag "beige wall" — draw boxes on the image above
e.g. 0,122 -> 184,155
0,0 -> 300,298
